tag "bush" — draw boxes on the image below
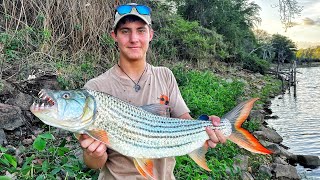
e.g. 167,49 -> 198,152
0,132 -> 97,179
172,66 -> 244,117
242,53 -> 270,74
152,14 -> 227,66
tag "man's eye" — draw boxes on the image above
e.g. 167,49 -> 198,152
121,30 -> 129,34
138,29 -> 146,33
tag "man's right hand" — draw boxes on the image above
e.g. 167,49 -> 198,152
79,134 -> 108,169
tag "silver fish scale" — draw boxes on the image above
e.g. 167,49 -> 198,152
87,90 -> 232,158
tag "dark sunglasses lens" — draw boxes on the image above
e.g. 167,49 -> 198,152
136,5 -> 151,15
116,5 -> 132,15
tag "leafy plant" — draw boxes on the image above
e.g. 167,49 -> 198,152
173,67 -> 244,117
0,132 -> 98,179
0,146 -> 17,170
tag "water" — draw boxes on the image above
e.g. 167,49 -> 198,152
269,66 -> 320,179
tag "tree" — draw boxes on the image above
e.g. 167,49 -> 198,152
272,0 -> 303,30
271,34 -> 296,63
171,0 -> 261,56
170,0 -> 303,30
252,29 -> 275,61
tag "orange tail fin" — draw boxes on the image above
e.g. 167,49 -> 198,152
223,98 -> 272,154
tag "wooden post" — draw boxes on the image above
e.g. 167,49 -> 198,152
293,60 -> 297,97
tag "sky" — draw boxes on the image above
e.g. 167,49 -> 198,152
253,0 -> 320,49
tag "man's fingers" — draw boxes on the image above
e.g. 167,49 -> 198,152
206,127 -> 227,148
206,127 -> 219,143
209,115 -> 221,126
80,137 -> 95,149
207,140 -> 217,148
87,140 -> 102,152
214,129 -> 227,143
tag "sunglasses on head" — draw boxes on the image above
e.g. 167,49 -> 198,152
116,4 -> 151,15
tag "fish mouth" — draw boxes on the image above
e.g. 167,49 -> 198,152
30,89 -> 56,112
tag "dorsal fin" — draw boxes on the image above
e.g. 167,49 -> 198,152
140,104 -> 171,117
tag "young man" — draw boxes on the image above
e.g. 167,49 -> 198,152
79,3 -> 226,180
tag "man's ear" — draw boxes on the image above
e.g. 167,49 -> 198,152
111,30 -> 117,42
149,28 -> 154,41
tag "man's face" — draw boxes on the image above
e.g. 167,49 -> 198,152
111,20 -> 153,61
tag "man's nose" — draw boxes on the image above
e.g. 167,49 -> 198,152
129,31 -> 139,42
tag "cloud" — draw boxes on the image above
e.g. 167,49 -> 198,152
289,17 -> 320,27
303,17 -> 316,25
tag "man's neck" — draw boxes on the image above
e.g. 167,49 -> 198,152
118,59 -> 147,80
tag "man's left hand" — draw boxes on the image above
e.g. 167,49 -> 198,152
205,115 -> 227,148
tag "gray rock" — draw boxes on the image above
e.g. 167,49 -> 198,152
0,128 -> 7,145
271,163 -> 300,180
266,143 -> 294,158
253,126 -> 283,143
259,164 -> 272,177
289,154 -> 320,169
0,103 -> 25,130
274,156 -> 289,165
6,92 -> 33,110
233,155 -> 249,171
0,80 -> 17,96
249,110 -> 265,124
242,171 -> 254,180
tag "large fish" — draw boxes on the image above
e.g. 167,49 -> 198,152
30,89 -> 272,179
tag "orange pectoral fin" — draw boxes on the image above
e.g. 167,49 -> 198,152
133,158 -> 157,180
188,142 -> 211,171
87,129 -> 110,146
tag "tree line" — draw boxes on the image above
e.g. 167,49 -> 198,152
0,0 -> 301,88
296,47 -> 320,63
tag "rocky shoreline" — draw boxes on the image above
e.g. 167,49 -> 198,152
1,76 -> 319,179
235,99 -> 320,180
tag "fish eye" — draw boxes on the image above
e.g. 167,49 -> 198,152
62,93 -> 70,99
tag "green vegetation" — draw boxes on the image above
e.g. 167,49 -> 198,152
172,66 -> 244,118
1,132 -> 97,179
296,46 -> 320,63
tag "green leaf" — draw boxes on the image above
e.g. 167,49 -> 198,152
58,138 -> 66,147
3,154 -> 17,168
0,157 -> 10,167
33,136 -> 46,151
36,175 -> 45,180
38,133 -> 55,140
42,160 -> 49,173
57,147 -> 70,156
0,146 -> 7,153
50,167 -> 61,175
0,176 -> 12,180
21,165 -> 32,175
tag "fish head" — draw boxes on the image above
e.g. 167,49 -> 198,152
30,89 -> 96,132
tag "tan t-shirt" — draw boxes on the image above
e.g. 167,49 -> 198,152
84,63 -> 190,180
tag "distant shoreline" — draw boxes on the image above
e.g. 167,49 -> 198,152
297,61 -> 320,68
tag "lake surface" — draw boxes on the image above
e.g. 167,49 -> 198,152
269,66 -> 320,179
